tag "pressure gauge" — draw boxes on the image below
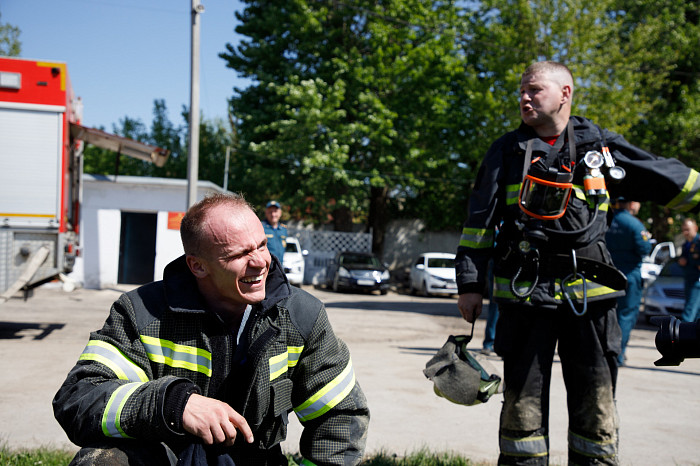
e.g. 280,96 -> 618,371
583,151 -> 604,169
607,166 -> 626,182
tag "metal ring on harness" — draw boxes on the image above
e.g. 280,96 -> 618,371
560,250 -> 587,316
511,249 -> 540,299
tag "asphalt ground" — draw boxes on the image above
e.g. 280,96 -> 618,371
0,283 -> 699,465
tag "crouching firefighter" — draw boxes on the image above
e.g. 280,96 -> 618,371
455,61 -> 700,466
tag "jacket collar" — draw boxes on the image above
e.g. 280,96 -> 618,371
163,254 -> 292,315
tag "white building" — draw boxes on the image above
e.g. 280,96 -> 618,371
70,175 -> 226,289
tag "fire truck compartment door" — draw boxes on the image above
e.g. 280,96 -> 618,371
0,106 -> 63,228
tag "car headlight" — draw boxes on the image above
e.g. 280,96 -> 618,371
381,270 -> 390,280
338,267 -> 350,278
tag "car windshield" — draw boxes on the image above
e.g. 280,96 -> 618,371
660,260 -> 684,278
340,253 -> 381,267
427,257 -> 454,268
285,242 -> 299,253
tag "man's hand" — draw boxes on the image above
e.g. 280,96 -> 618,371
182,394 -> 254,446
457,293 -> 483,323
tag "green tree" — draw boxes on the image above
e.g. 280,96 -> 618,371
222,0 -> 470,252
0,13 -> 21,56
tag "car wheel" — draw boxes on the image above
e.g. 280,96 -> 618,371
332,274 -> 340,292
409,281 -> 417,295
380,288 -> 388,295
422,281 -> 429,297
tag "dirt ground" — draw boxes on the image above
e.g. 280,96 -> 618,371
0,284 -> 698,465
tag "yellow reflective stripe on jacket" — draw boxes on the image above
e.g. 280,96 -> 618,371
572,185 -> 610,212
139,335 -> 212,377
459,227 -> 494,249
101,382 -> 143,438
506,184 -> 520,206
269,345 -> 305,381
500,433 -> 549,457
569,431 -> 616,459
667,169 -> 700,212
294,359 -> 355,422
79,340 -> 149,382
493,277 -> 618,301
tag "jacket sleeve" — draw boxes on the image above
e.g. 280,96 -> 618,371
606,130 -> 700,213
52,294 -> 192,446
455,135 -> 509,295
292,305 -> 369,465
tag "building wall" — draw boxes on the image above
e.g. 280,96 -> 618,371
71,175 -> 224,289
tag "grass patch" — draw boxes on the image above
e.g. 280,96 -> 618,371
0,444 -> 75,466
0,445 -> 490,465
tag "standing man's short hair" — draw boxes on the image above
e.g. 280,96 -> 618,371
523,61 -> 575,96
180,193 -> 253,257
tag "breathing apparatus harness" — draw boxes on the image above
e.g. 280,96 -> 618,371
510,122 -> 627,315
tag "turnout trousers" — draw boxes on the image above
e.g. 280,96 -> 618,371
494,300 -> 621,465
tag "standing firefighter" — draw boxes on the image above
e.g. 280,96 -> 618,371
455,61 -> 700,465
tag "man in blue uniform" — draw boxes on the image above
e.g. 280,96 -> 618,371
679,218 -> 700,322
262,200 -> 288,261
606,199 -> 651,366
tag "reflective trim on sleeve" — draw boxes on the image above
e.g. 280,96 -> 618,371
269,345 -> 305,381
500,433 -> 549,458
506,184 -> 520,206
569,431 -> 617,459
139,335 -> 212,377
667,169 -> 700,212
294,359 -> 356,422
79,340 -> 149,382
459,228 -> 494,249
101,382 -> 143,438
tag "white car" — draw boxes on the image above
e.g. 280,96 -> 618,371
409,252 -> 457,296
283,237 -> 307,286
641,241 -> 677,284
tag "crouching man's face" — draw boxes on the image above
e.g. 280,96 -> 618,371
189,204 -> 272,311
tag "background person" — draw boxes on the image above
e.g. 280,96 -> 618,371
262,200 -> 288,261
605,198 -> 651,366
455,61 -> 700,465
53,193 -> 369,465
678,218 -> 700,322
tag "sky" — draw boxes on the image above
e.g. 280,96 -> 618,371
3,0 -> 250,130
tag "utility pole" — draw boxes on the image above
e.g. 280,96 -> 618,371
187,0 -> 204,208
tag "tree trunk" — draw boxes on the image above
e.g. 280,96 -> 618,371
369,186 -> 389,255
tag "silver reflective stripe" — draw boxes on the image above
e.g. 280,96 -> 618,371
667,169 -> 700,211
140,335 -> 212,376
294,359 -> 355,422
459,228 -> 494,249
269,351 -> 288,381
79,340 -> 149,382
506,184 -> 521,206
500,433 -> 549,457
101,382 -> 143,438
569,431 -> 616,459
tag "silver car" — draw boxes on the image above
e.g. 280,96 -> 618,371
643,259 -> 685,322
409,252 -> 457,297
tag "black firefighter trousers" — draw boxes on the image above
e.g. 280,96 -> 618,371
494,299 -> 621,465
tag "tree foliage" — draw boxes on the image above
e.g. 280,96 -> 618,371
0,12 -> 21,56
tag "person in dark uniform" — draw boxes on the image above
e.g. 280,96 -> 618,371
605,198 -> 651,366
262,200 -> 288,261
678,218 -> 700,322
455,61 -> 700,465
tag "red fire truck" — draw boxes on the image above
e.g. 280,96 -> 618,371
0,57 -> 169,301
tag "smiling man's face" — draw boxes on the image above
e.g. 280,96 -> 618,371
192,204 -> 271,311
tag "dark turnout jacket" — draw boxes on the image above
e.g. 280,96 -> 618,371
456,116 -> 700,308
53,255 -> 369,465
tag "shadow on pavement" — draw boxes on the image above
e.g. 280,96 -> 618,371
0,321 -> 65,340
325,300 -> 461,317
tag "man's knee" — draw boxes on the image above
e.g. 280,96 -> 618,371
69,442 -> 176,466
